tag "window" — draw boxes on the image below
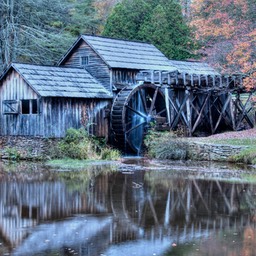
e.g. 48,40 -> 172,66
21,99 -> 38,114
21,100 -> 30,114
3,100 -> 19,114
80,56 -> 89,66
31,99 -> 38,114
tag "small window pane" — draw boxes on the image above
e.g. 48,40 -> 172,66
81,56 -> 89,66
21,100 -> 30,114
31,99 -> 38,114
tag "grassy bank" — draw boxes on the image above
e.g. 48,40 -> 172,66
203,138 -> 256,164
144,130 -> 256,165
45,158 -> 119,169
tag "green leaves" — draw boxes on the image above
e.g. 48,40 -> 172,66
0,0 -> 99,72
103,0 -> 196,60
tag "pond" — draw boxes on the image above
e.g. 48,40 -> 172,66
1,158 -> 256,256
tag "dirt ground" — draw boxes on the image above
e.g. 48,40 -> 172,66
207,127 -> 256,139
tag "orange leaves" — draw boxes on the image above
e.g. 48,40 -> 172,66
191,0 -> 255,91
226,28 -> 256,90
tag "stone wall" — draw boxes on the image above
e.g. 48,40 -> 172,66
0,136 -> 60,160
187,141 -> 248,161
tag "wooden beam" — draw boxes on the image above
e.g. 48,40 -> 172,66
233,92 -> 254,129
171,91 -> 190,129
213,95 -> 232,133
192,94 -> 211,133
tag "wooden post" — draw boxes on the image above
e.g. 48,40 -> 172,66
151,70 -> 154,84
212,76 -> 216,87
164,86 -> 171,126
198,75 -> 201,87
190,74 -> 194,87
186,89 -> 192,136
183,72 -> 186,85
229,92 -> 236,130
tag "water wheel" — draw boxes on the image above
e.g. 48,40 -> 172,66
111,83 -> 167,154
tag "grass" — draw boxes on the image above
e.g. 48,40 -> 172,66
241,174 -> 256,183
45,158 -> 118,169
203,138 -> 256,164
230,147 -> 256,164
205,138 -> 256,146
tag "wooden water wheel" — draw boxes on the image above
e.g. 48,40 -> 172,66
111,83 -> 167,154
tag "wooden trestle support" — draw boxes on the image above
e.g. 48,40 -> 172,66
135,70 -> 255,136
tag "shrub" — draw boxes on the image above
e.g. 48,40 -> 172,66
230,147 -> 256,164
51,128 -> 121,160
144,131 -> 188,160
100,147 -> 121,160
5,147 -> 21,161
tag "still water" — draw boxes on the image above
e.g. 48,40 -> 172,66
1,158 -> 256,256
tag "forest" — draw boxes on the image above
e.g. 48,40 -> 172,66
0,0 -> 255,90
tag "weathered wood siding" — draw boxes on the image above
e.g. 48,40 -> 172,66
42,98 -> 110,138
0,70 -> 110,138
0,70 -> 42,136
61,41 -> 111,92
112,69 -> 138,87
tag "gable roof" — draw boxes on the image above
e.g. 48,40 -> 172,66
59,35 -> 177,72
1,63 -> 112,99
169,60 -> 220,76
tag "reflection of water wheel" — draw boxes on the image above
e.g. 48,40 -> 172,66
111,83 -> 167,154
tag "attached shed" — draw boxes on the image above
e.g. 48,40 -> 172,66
0,63 -> 112,137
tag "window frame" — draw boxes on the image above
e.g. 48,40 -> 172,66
21,99 -> 38,115
80,56 -> 89,66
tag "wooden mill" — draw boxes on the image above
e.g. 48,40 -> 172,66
0,35 -> 254,154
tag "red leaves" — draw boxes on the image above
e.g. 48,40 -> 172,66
190,0 -> 256,91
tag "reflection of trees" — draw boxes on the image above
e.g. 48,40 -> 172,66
1,162 -> 256,255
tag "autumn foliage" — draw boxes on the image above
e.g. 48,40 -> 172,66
190,0 -> 256,91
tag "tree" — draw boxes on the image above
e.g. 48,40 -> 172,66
0,0 -> 99,72
102,0 -> 195,60
190,0 -> 256,90
93,0 -> 120,33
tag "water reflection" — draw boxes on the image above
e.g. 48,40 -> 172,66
0,160 -> 256,255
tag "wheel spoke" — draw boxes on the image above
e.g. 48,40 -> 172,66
126,105 -> 147,118
139,89 -> 148,114
125,121 -> 147,134
149,87 -> 159,115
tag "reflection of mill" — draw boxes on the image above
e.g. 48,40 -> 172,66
109,171 -> 256,244
0,168 -> 256,255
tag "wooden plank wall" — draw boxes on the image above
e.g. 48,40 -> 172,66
0,70 -> 42,136
112,69 -> 138,86
42,98 -> 110,138
0,70 -> 110,138
61,41 -> 111,92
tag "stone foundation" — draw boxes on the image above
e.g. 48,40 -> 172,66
0,136 -> 248,162
187,141 -> 247,161
0,136 -> 60,160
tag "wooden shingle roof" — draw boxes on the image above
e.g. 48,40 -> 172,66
2,63 -> 112,99
59,35 -> 177,72
169,60 -> 220,76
